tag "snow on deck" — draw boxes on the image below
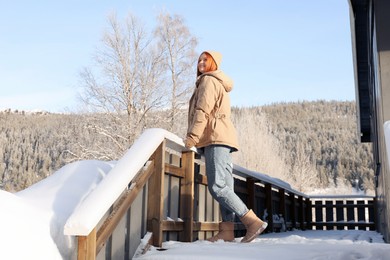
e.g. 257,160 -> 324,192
133,230 -> 390,260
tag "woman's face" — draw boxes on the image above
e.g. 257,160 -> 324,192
197,53 -> 208,74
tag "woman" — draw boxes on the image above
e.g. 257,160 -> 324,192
185,51 -> 267,243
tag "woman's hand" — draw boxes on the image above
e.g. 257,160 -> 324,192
184,137 -> 196,148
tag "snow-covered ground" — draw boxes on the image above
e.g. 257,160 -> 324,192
1,158 -> 390,259
1,160 -> 115,260
133,230 -> 390,260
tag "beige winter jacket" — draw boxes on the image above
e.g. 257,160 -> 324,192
186,52 -> 239,151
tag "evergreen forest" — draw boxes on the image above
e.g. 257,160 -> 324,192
0,100 -> 374,194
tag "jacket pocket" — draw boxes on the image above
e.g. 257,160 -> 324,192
226,161 -> 233,176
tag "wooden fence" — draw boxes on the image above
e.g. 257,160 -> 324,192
310,195 -> 376,231
64,129 -> 377,259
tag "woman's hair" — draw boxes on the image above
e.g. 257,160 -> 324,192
197,52 -> 217,76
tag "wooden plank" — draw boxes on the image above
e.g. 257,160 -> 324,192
246,178 -> 255,210
137,233 -> 153,255
274,188 -> 286,231
206,188 -> 214,222
195,173 -> 208,185
199,162 -> 206,175
198,184 -> 206,222
162,220 -> 219,232
265,184 -> 274,231
170,176 -> 180,218
212,191 -> 220,238
372,197 -> 377,230
299,196 -> 306,229
305,198 -> 312,230
311,203 -> 374,209
357,200 -> 366,230
346,200 -> 355,227
169,176 -> 180,241
213,195 -> 220,222
96,160 -> 155,254
279,188 -> 286,220
291,195 -> 297,229
96,209 -> 110,260
200,184 -> 216,239
179,151 -> 195,242
128,187 -> 146,259
77,228 -> 97,260
110,212 -> 126,259
311,222 -> 375,229
234,184 -> 249,194
163,174 -> 169,220
165,164 -> 185,178
193,222 -> 219,231
162,220 -> 184,231
147,141 -> 166,247
314,200 -> 323,229
171,153 -> 181,167
335,200 -> 344,230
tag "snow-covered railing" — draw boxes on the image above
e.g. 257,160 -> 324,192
64,129 -> 309,259
233,165 -> 311,232
64,128 -> 188,236
63,128 -> 378,259
64,128 -> 198,259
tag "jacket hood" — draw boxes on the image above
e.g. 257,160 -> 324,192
204,50 -> 222,69
198,70 -> 234,93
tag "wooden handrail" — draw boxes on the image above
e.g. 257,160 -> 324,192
95,160 -> 155,254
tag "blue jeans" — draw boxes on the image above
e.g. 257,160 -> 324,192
204,145 -> 249,222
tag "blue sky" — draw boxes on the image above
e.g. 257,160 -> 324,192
0,0 -> 355,112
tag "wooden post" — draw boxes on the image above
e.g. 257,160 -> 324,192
357,200 -> 365,230
291,195 -> 297,229
335,200 -> 344,230
180,151 -> 195,242
372,197 -> 378,231
276,188 -> 286,231
305,198 -> 312,230
279,188 -> 286,220
298,196 -> 305,229
325,199 -> 333,230
147,141 -> 166,247
77,228 -> 97,260
265,184 -> 274,231
246,178 -> 256,211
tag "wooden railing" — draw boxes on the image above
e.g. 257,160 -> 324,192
63,128 -> 377,259
64,129 -> 220,259
232,165 -> 312,234
310,195 -> 376,231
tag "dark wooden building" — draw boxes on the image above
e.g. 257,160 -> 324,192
349,0 -> 390,242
